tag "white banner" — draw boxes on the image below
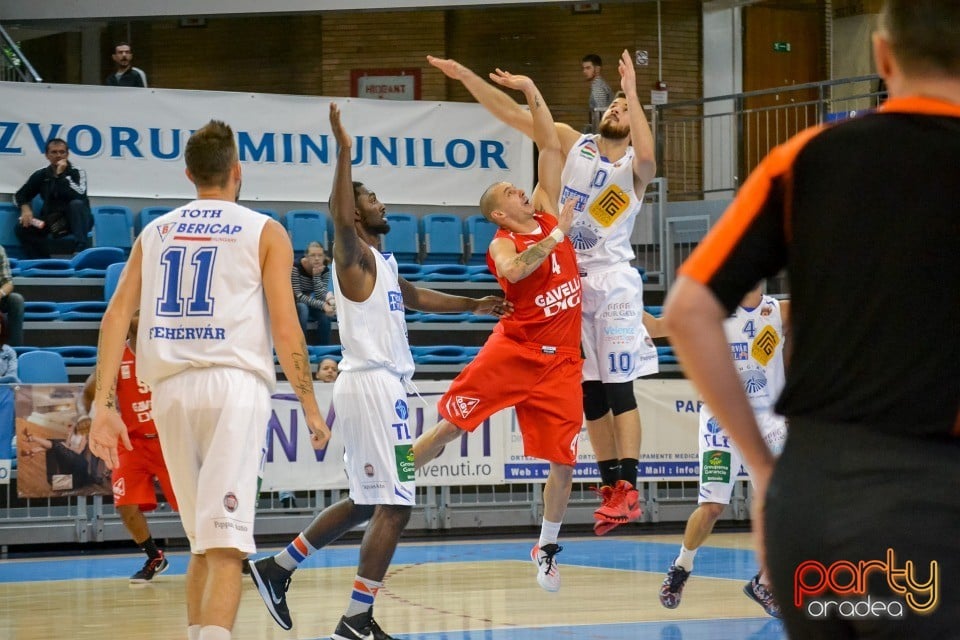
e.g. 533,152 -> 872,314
260,381 -> 506,491
504,379 -> 703,482
0,82 -> 533,206
262,378 -> 703,490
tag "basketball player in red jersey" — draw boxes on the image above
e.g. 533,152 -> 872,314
79,310 -> 178,583
414,69 -> 581,593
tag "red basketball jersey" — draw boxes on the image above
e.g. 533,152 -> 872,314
486,212 -> 582,349
116,344 -> 157,438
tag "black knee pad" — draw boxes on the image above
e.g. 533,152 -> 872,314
605,381 -> 637,416
582,380 -> 609,421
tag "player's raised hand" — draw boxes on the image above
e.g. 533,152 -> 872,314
427,55 -> 467,80
488,68 -> 534,93
618,49 -> 638,97
329,103 -> 351,149
556,198 -> 575,236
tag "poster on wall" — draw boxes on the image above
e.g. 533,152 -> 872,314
350,68 -> 421,101
15,384 -> 112,498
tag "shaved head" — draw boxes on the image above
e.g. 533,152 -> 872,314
479,182 -> 507,221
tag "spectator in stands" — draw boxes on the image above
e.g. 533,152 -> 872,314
105,42 -> 148,87
0,313 -> 18,383
0,246 -> 24,346
292,241 -> 335,345
315,357 -> 338,383
663,1 -> 959,636
582,54 -> 613,133
14,138 -> 93,258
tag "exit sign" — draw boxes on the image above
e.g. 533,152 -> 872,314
773,42 -> 792,52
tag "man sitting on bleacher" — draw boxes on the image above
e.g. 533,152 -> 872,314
0,246 -> 24,346
14,138 -> 93,258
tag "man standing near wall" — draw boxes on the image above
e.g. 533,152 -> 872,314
105,42 -> 148,88
582,53 -> 613,132
428,49 -> 658,536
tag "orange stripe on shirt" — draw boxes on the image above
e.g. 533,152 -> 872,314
679,124 -> 825,287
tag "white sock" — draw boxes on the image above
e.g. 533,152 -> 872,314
538,518 -> 562,548
187,625 -> 201,640
675,545 -> 698,571
198,626 -> 231,640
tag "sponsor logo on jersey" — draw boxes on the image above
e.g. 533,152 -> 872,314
560,186 -> 589,213
364,463 -> 376,478
730,342 -> 749,360
113,478 -> 126,497
706,416 -> 722,434
156,222 -> 176,242
394,444 -> 415,482
760,304 -> 774,316
454,395 -> 480,418
388,290 -> 404,312
743,368 -> 768,396
702,450 -> 731,484
569,224 -> 598,251
223,492 -> 238,513
394,399 -> 409,420
535,277 -> 582,317
751,325 -> 780,366
579,143 -> 597,160
588,184 -> 630,227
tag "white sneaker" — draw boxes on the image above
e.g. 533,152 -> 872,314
530,543 -> 562,592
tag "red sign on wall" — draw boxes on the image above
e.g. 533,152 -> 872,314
350,68 -> 422,101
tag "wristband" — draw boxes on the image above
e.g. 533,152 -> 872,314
548,227 -> 564,244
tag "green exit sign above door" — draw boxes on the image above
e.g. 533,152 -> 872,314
773,42 -> 792,52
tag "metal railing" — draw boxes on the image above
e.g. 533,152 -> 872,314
0,24 -> 42,83
652,74 -> 884,200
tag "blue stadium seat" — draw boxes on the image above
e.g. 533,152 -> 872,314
284,210 -> 330,253
104,262 -> 125,302
396,263 -> 423,282
17,350 -> 69,383
0,203 -> 23,258
23,301 -> 60,321
410,346 -> 472,365
254,208 -> 280,222
466,264 -> 497,282
403,310 -> 423,323
138,206 -> 172,235
17,259 -> 76,278
50,345 -> 99,366
422,214 -> 464,264
644,305 -> 663,317
382,214 -> 420,263
657,346 -> 678,364
420,264 -> 469,282
466,314 -> 499,323
57,301 -> 108,322
307,345 -> 343,363
71,247 -> 126,277
464,215 -> 497,265
417,312 -> 473,323
91,205 -> 135,251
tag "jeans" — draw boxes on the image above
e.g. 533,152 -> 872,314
14,199 -> 92,258
1,292 -> 24,346
296,301 -> 332,345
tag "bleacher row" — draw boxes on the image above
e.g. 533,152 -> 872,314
0,202 -> 501,266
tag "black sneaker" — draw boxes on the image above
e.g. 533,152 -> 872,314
658,562 -> 692,609
130,550 -> 169,583
332,611 -> 398,640
249,556 -> 294,630
744,573 -> 783,618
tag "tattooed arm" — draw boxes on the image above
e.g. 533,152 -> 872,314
261,219 -> 330,449
89,239 -> 143,468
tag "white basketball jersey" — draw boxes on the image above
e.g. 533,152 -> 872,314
332,249 -> 415,378
559,134 -> 646,272
723,295 -> 787,414
136,200 -> 275,388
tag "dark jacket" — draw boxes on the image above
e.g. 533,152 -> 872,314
14,162 -> 90,219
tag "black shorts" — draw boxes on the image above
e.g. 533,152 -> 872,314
764,418 -> 960,639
